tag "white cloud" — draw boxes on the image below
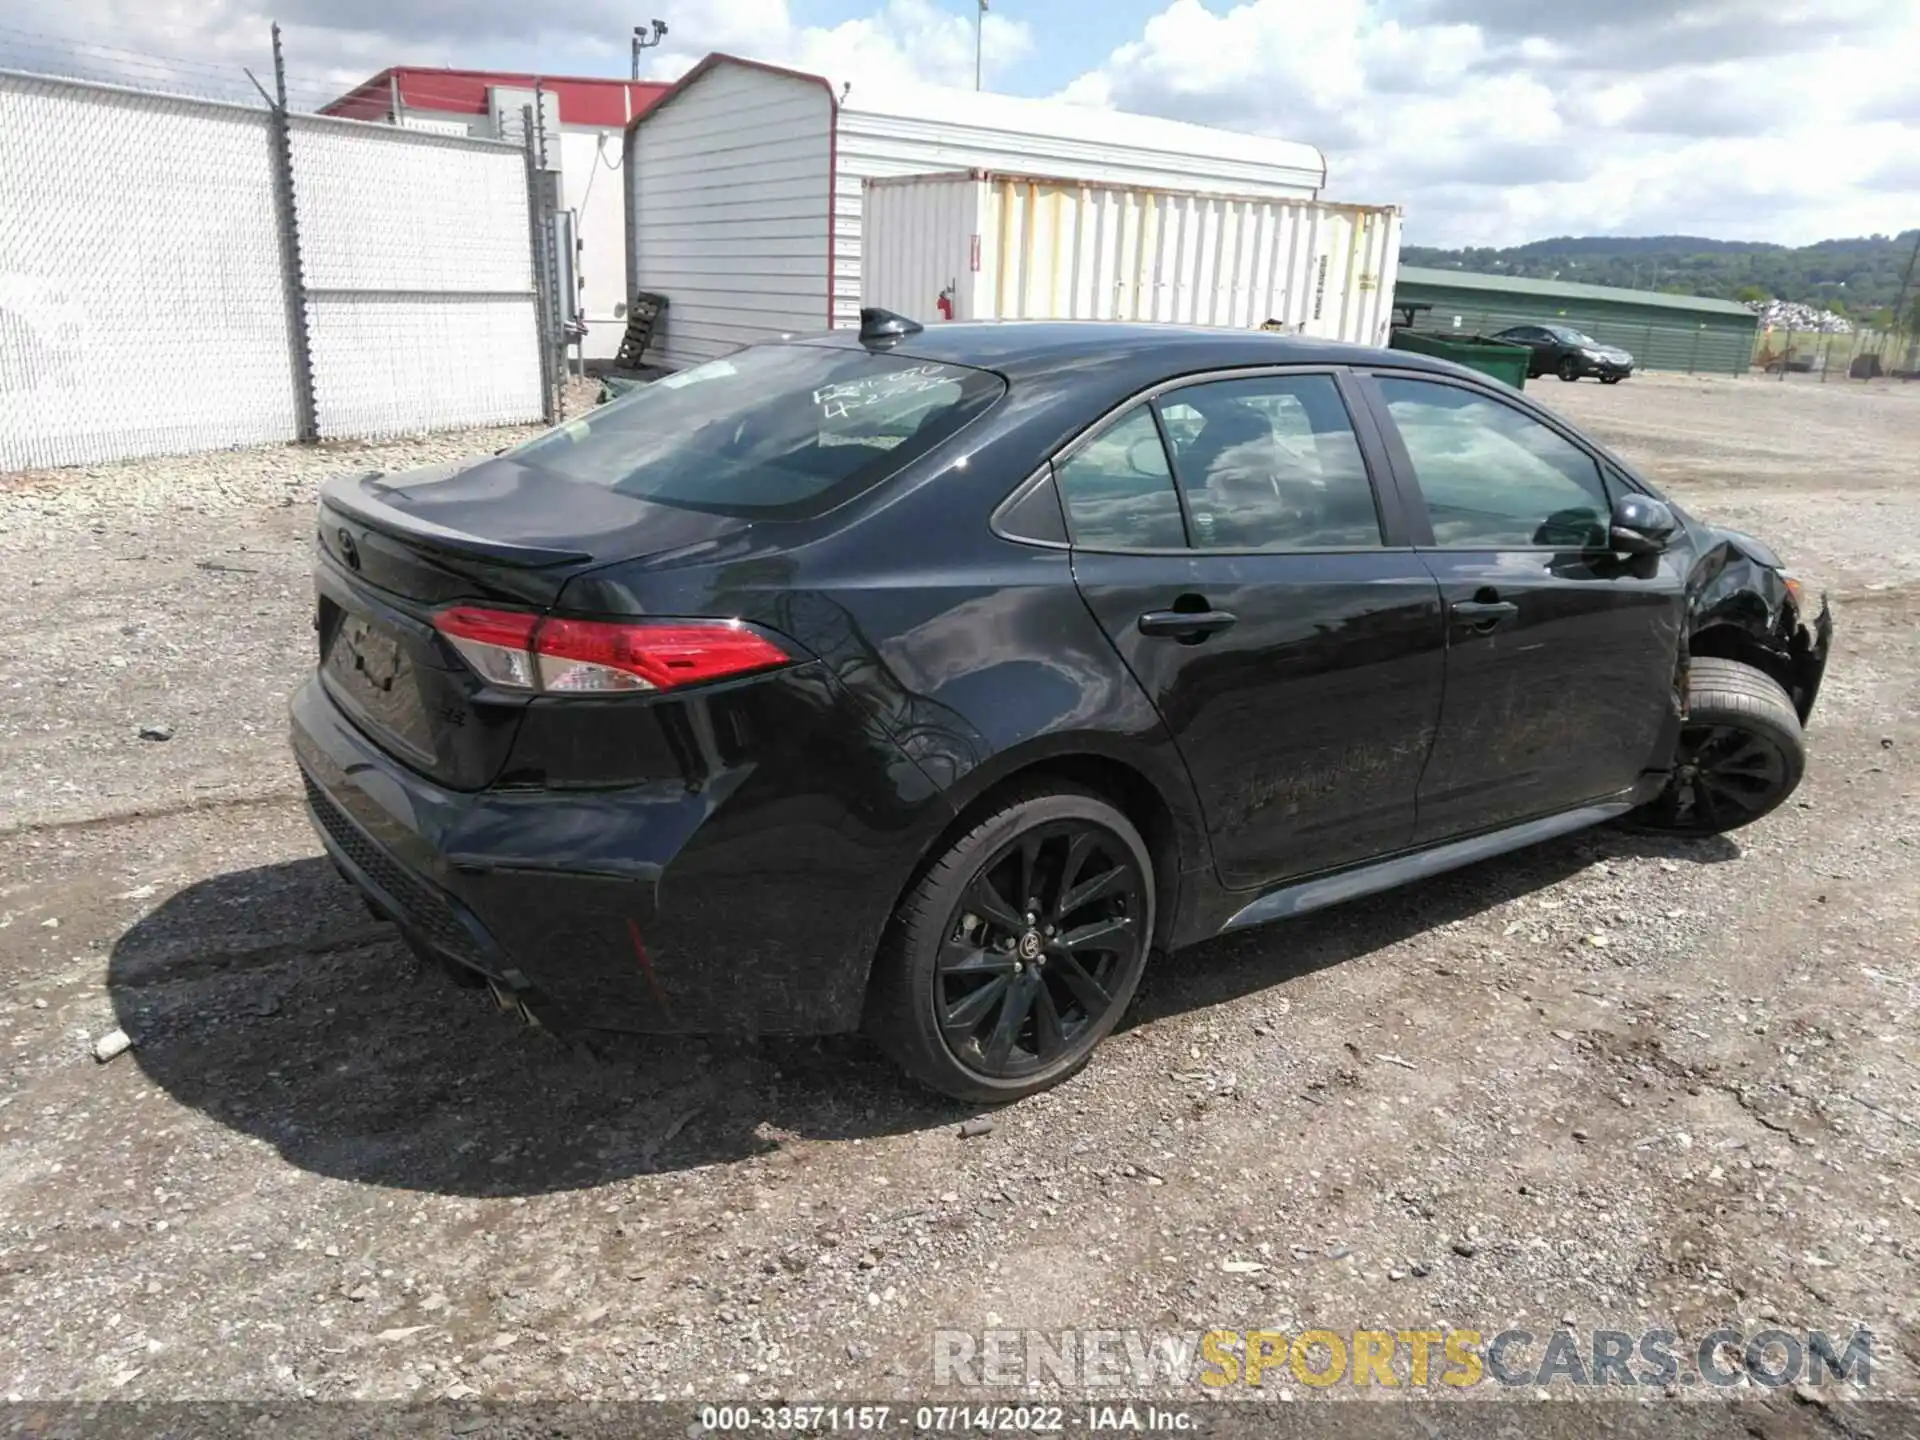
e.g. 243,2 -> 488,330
1,0 -> 1907,246
1055,0 -> 1920,246
0,0 -> 1030,109
760,0 -> 1031,90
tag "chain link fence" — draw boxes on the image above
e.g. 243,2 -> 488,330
1751,321 -> 1920,382
0,60 -> 562,471
0,73 -> 298,468
290,114 -> 545,438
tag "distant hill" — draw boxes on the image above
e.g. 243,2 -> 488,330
1401,233 -> 1920,319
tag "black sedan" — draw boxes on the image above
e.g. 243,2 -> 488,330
292,313 -> 1829,1102
1492,324 -> 1636,383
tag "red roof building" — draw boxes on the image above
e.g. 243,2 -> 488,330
323,68 -> 667,129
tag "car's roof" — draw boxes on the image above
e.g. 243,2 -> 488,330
798,321 -> 1459,384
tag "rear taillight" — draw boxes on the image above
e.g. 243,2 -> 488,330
432,607 -> 790,694
434,607 -> 541,689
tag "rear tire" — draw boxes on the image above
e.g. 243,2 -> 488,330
865,786 -> 1154,1103
1633,657 -> 1806,834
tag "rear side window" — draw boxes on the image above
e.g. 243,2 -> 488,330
1157,374 -> 1380,550
504,345 -> 1004,520
1055,408 -> 1187,550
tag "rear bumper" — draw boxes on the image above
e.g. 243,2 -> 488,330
290,671 -> 945,1036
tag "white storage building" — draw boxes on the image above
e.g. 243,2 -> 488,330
622,54 -> 1340,368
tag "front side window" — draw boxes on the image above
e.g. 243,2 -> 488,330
1054,407 -> 1186,550
1158,373 -> 1380,550
1377,377 -> 1610,549
503,344 -> 1004,519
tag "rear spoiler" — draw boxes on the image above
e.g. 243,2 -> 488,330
320,474 -> 593,568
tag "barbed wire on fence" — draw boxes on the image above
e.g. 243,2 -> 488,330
0,24 -> 278,108
0,21 -> 621,121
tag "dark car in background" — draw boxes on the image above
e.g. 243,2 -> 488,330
292,314 -> 1829,1103
1493,324 -> 1636,383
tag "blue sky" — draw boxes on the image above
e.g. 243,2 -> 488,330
4,0 -> 1916,248
361,0 -> 1157,100
786,0 -> 1165,94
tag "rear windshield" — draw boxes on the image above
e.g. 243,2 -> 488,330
506,344 -> 1005,519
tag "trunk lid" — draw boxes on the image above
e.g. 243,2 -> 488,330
313,459 -> 751,789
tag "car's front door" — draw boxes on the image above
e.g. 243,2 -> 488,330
1357,371 -> 1687,843
1058,368 -> 1447,891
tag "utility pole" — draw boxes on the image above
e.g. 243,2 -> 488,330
1889,228 -> 1920,368
976,0 -> 986,90
1890,227 -> 1920,356
631,18 -> 668,80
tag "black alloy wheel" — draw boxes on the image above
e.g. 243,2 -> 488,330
1632,657 -> 1806,835
1557,356 -> 1581,381
866,787 -> 1154,1102
1655,721 -> 1791,831
937,820 -> 1146,1080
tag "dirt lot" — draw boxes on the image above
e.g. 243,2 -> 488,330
2,373 -> 1918,1412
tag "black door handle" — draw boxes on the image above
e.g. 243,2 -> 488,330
1139,608 -> 1238,639
1450,598 -> 1518,632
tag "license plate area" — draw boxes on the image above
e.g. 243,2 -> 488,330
319,598 -> 439,770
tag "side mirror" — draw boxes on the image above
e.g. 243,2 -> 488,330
1611,493 -> 1676,556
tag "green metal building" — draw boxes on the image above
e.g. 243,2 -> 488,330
1392,266 -> 1759,376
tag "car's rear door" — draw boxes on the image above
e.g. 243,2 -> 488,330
1352,369 -> 1687,843
1504,327 -> 1552,374
1060,367 -> 1447,891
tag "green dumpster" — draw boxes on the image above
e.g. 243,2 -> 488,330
1388,327 -> 1531,390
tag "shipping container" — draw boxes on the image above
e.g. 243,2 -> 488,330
862,170 -> 1401,347
623,53 -> 1332,368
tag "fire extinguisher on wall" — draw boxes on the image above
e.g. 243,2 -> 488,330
936,281 -> 955,321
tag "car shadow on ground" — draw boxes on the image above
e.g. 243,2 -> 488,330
107,825 -> 1738,1200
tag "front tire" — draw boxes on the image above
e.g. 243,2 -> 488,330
1557,357 -> 1580,381
865,786 -> 1154,1103
1601,374 -> 1623,385
1634,657 -> 1806,834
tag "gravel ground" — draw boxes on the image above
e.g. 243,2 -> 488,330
1,373 -> 1917,1414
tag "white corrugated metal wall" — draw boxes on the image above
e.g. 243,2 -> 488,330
864,173 -> 1401,345
626,62 -> 833,368
861,173 -> 977,327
